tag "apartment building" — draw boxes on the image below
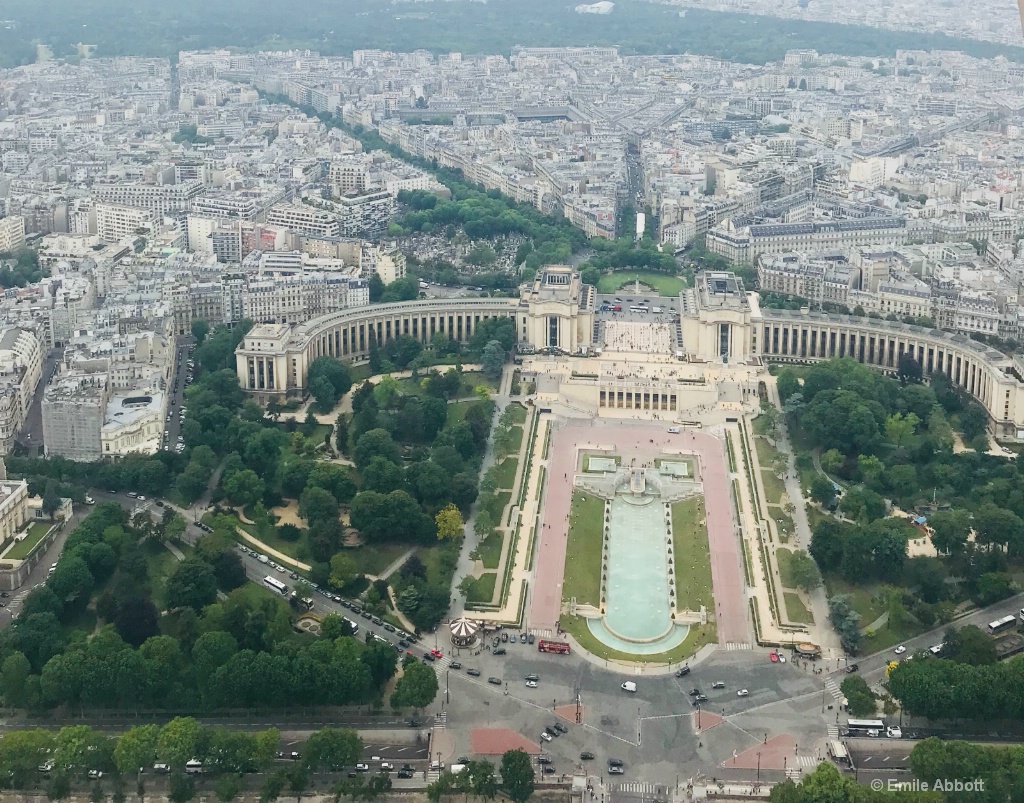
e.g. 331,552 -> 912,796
707,217 -> 908,265
757,253 -> 855,306
336,190 -> 395,238
0,327 -> 43,454
266,202 -> 341,238
93,180 -> 205,216
0,216 -> 26,252
42,370 -> 109,462
96,203 -> 155,244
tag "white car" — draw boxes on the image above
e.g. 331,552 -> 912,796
540,732 -> 553,742
779,655 -> 786,663
737,689 -> 749,697
894,645 -> 907,655
526,680 -> 538,688
886,726 -> 902,739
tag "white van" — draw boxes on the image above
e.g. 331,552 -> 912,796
258,554 -> 269,564
667,427 -> 680,434
449,764 -> 467,774
184,760 -> 203,775
620,681 -> 637,693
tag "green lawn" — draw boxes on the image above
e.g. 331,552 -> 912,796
770,509 -> 795,542
824,576 -> 888,623
754,436 -> 782,471
561,615 -> 717,663
671,498 -> 714,613
776,548 -> 796,588
492,458 -> 519,490
481,491 -> 513,525
784,591 -> 814,624
475,532 -> 504,570
507,425 -> 524,454
506,403 -> 528,425
415,542 -> 460,588
346,544 -> 411,577
4,521 -> 52,560
760,470 -> 787,507
561,491 -> 605,607
461,371 -> 499,392
596,272 -> 687,297
862,619 -> 924,652
447,400 -> 477,427
463,573 -> 497,605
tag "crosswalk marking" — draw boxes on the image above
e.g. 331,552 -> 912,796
785,768 -> 802,781
796,756 -> 819,768
824,678 -> 843,700
827,725 -> 840,739
613,782 -> 663,795
725,642 -> 752,651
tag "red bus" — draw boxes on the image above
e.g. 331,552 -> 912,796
538,640 -> 570,655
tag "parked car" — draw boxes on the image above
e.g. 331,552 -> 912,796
712,682 -> 725,689
540,732 -> 552,742
580,752 -> 595,761
737,689 -> 749,697
526,680 -> 538,688
467,669 -> 481,677
493,647 -> 507,656
553,722 -> 568,734
355,764 -> 369,772
537,756 -> 552,765
487,677 -> 502,685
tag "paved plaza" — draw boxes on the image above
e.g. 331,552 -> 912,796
603,320 -> 673,353
529,421 -> 748,647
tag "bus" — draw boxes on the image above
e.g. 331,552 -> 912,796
537,640 -> 570,655
846,719 -> 885,737
1019,608 -> 1024,626
988,615 -> 1017,635
343,617 -> 360,635
263,576 -> 288,596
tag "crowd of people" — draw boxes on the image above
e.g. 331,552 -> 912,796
603,321 -> 673,353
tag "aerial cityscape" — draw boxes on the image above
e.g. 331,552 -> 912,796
1,2 -> 1024,801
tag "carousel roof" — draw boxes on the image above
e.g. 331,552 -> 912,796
449,617 -> 479,639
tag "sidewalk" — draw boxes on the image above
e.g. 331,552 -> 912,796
762,377 -> 841,655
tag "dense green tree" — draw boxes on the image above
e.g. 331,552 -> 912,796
499,750 -> 535,803
839,675 -> 876,717
302,729 -> 363,772
165,559 -> 218,612
389,660 -> 439,711
299,487 -> 339,527
353,429 -> 402,469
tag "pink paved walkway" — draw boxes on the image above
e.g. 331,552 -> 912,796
690,429 -> 749,645
471,729 -> 541,755
528,424 -> 749,644
529,425 -> 577,633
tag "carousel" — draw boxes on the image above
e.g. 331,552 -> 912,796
449,617 -> 480,648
